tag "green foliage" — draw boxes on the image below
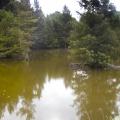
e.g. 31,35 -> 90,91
0,10 -> 21,58
78,0 -> 116,17
69,0 -> 120,68
0,0 -> 119,66
0,0 -> 11,9
32,8 -> 46,49
21,0 -> 30,8
44,12 -> 65,48
45,8 -> 74,48
70,48 -> 110,68
89,52 -> 111,68
34,0 -> 40,15
0,0 -> 36,59
32,5 -> 75,49
70,48 -> 92,64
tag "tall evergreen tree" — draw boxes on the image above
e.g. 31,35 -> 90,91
78,0 -> 116,17
34,0 -> 39,12
32,7 -> 45,49
0,0 -> 37,59
42,7 -> 74,49
21,0 -> 30,8
61,5 -> 73,48
0,0 -> 11,9
34,0 -> 41,17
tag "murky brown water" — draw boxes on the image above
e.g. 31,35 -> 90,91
0,50 -> 120,120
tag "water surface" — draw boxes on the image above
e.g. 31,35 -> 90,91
0,50 -> 120,120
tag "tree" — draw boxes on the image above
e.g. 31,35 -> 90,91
0,10 -> 26,58
32,7 -> 46,49
21,0 -> 30,8
0,0 -> 37,59
78,0 -> 101,13
78,0 -> 116,16
69,0 -> 120,68
61,5 -> 73,48
0,0 -> 11,9
34,0 -> 39,12
44,12 -> 63,48
43,6 -> 74,49
16,0 -> 38,58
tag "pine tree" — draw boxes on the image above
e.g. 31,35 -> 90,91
32,7 -> 45,49
21,0 -> 30,8
62,5 -> 73,48
0,0 -> 11,9
34,0 -> 39,11
34,0 -> 40,17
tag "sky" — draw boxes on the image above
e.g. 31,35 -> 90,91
31,0 -> 120,19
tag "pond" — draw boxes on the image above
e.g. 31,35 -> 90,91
0,50 -> 120,120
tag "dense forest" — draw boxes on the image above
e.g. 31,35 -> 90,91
0,0 -> 120,68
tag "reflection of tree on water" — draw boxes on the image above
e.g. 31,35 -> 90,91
17,99 -> 35,120
0,60 -> 45,120
70,70 -> 120,120
1,50 -> 120,120
0,50 -> 73,120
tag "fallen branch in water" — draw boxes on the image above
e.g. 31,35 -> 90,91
107,64 -> 120,70
70,63 -> 120,70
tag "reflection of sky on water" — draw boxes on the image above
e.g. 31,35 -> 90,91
1,98 -> 26,120
0,51 -> 120,120
34,78 -> 78,120
1,72 -> 120,120
1,78 -> 78,120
